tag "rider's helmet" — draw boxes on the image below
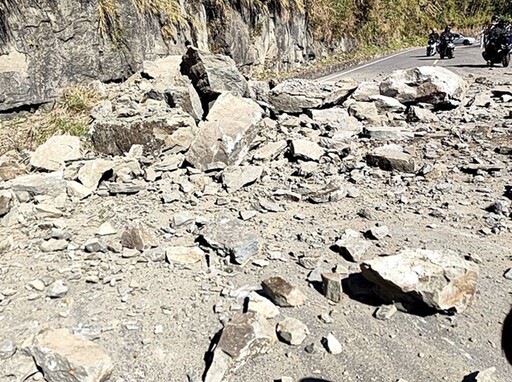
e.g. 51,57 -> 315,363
492,15 -> 500,23
444,25 -> 451,33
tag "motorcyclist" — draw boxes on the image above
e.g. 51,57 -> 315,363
440,26 -> 454,42
484,18 -> 507,59
482,15 -> 501,47
428,29 -> 440,42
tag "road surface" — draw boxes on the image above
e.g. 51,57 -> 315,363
319,44 -> 510,83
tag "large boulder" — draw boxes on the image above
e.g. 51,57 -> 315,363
379,66 -> 467,108
29,328 -> 113,382
180,47 -> 249,103
361,248 -> 478,313
30,135 -> 82,171
90,109 -> 197,155
10,172 -> 67,198
269,78 -> 356,114
186,93 -> 264,171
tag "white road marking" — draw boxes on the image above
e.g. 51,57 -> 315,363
319,48 -> 422,82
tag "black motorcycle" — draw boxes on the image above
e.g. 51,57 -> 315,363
483,32 -> 512,67
437,36 -> 455,59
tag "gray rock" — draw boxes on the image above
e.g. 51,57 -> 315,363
361,248 -> 478,313
0,190 -> 13,217
276,317 -> 309,345
348,101 -> 381,124
248,80 -> 270,103
91,109 -> 196,155
374,304 -> 398,320
367,225 -> 389,240
307,107 -> 360,132
290,139 -> 325,161
11,172 -> 67,198
84,238 -> 105,253
253,140 -> 287,162
324,333 -> 342,355
66,181 -> 92,200
407,106 -> 439,123
369,95 -> 407,113
204,312 -> 275,382
262,276 -> 306,307
380,66 -> 467,108
30,135 -> 82,171
335,230 -> 372,262
0,340 -> 16,359
222,166 -> 263,192
29,328 -> 113,382
78,159 -> 114,191
247,292 -> 280,319
352,81 -> 381,101
90,100 -> 113,120
121,222 -> 158,251
321,273 -> 343,303
504,268 -> 512,280
96,222 -> 117,236
40,239 -> 68,253
308,182 -> 347,204
166,246 -> 204,264
186,93 -> 264,171
366,145 -> 416,173
362,126 -> 414,141
47,280 -> 68,298
467,367 -> 498,382
181,47 -> 249,101
200,215 -> 259,265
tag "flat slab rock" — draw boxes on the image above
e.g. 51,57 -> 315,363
29,328 -> 113,382
200,214 -> 259,265
30,135 -> 82,171
361,248 -> 478,313
366,145 -> 416,173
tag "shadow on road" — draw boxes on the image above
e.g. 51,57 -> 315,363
445,64 -> 488,68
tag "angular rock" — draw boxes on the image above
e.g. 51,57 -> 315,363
362,125 -> 413,141
335,230 -> 372,262
352,81 -> 381,101
290,139 -> 325,161
321,272 -> 343,303
247,292 -> 280,319
366,145 -> 415,173
308,182 -> 347,203
40,239 -> 68,253
0,340 -> 16,359
367,225 -> 389,240
166,246 -> 204,264
369,95 -> 407,113
380,66 -> 467,108
0,190 -> 13,217
262,276 -> 306,307
47,280 -> 68,298
30,135 -> 81,171
248,80 -> 270,103
121,222 -> 158,251
84,238 -> 105,253
29,328 -> 113,382
348,101 -> 381,124
11,172 -> 67,198
307,107 -> 360,133
361,248 -> 478,313
204,312 -> 275,382
181,47 -> 249,101
96,222 -> 117,236
407,106 -> 439,123
200,215 -> 259,265
222,166 -> 263,192
186,93 -> 264,171
466,367 -> 498,382
253,140 -> 287,162
78,159 -> 114,190
0,152 -> 27,181
66,180 -> 93,200
91,109 -> 196,155
276,317 -> 309,345
374,304 -> 398,320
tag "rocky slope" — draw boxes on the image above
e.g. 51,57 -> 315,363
0,47 -> 511,382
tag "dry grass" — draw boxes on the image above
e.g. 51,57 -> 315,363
0,85 -> 100,155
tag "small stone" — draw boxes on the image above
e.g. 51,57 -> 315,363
467,367 -> 497,382
504,269 -> 512,280
84,238 -> 105,253
222,166 -> 263,192
240,210 -> 257,221
121,222 -> 158,251
29,328 -> 113,382
96,221 -> 117,236
367,225 -> 389,240
166,246 -> 204,264
0,190 -> 13,216
374,304 -> 398,320
321,273 -> 343,303
29,280 -> 46,292
280,377 -> 293,382
47,280 -> 68,298
154,325 -> 164,335
324,333 -> 342,354
67,181 -> 92,200
40,239 -> 68,253
290,139 -> 325,161
335,233 -> 371,263
247,292 -> 280,319
276,317 -> 309,345
262,276 -> 306,307
0,340 -> 17,359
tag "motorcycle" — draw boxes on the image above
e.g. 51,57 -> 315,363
437,37 -> 455,59
482,32 -> 512,67
426,38 -> 438,56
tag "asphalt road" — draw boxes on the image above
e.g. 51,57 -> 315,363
318,44 -> 510,83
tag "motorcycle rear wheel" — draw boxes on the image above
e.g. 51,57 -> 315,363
503,53 -> 511,68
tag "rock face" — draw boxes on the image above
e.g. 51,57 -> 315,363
186,93 -> 264,171
0,0 -> 333,112
29,328 -> 113,382
205,312 -> 276,382
361,249 -> 479,313
30,135 -> 82,171
380,66 -> 467,108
